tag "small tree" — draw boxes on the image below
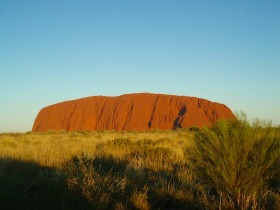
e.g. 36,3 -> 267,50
189,115 -> 280,209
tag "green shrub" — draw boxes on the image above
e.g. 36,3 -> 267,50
189,117 -> 280,209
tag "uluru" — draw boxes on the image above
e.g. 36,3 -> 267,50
32,93 -> 235,132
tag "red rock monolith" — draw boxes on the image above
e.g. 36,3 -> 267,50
32,93 -> 235,132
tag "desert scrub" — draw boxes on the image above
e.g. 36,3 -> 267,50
2,123 -> 279,209
63,153 -> 149,210
189,116 -> 280,209
63,152 -> 203,210
0,130 -> 195,209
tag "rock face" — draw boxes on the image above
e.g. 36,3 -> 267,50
32,93 -> 235,132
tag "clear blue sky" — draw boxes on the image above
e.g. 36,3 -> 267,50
1,0 -> 279,132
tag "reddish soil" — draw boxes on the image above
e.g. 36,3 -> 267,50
32,93 -> 236,132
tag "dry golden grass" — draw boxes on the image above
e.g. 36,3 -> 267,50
1,123 -> 279,210
0,130 -> 192,168
0,130 -> 198,210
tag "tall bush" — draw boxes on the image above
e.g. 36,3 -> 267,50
189,116 -> 280,209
